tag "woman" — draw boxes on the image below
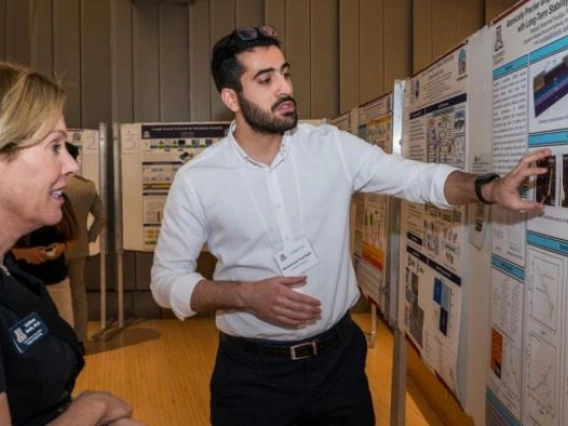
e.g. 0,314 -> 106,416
12,193 -> 77,328
0,62 -> 141,425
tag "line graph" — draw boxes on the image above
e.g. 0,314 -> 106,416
503,344 -> 521,398
528,253 -> 561,332
525,333 -> 556,424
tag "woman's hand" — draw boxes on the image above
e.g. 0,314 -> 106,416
106,419 -> 146,426
48,390 -> 134,426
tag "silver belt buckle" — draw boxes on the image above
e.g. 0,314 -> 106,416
290,341 -> 318,360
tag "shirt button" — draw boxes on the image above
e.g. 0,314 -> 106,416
285,236 -> 290,241
276,204 -> 282,210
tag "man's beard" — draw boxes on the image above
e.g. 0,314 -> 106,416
237,92 -> 298,135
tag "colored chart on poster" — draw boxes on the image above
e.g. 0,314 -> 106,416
400,42 -> 470,395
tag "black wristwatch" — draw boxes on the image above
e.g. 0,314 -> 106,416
474,173 -> 500,204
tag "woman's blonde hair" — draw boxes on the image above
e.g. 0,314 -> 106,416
0,61 -> 65,158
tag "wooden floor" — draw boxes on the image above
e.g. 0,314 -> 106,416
75,314 -> 443,425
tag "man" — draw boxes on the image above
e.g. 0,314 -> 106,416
64,142 -> 106,348
151,26 -> 547,425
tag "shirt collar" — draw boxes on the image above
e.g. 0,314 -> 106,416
228,120 -> 295,168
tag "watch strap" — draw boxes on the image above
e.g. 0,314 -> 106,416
474,173 -> 500,204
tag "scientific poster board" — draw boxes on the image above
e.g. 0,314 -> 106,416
355,94 -> 393,314
67,128 -> 102,255
487,1 -> 568,425
329,111 -> 360,263
328,112 -> 351,132
119,122 -> 230,251
399,41 -> 471,397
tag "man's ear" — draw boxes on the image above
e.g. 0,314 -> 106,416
221,88 -> 239,113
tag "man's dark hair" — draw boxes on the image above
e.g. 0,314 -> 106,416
211,28 -> 281,93
65,142 -> 79,160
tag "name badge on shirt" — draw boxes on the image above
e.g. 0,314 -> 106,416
275,237 -> 319,276
9,312 -> 49,354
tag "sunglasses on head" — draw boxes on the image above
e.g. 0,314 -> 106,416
233,26 -> 278,41
213,26 -> 278,75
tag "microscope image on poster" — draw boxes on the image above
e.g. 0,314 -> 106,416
563,155 -> 568,208
533,55 -> 568,117
535,156 -> 556,207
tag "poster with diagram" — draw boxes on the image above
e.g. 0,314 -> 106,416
355,95 -> 393,314
329,111 -> 366,276
399,42 -> 469,396
486,1 -> 568,425
120,123 -> 230,251
67,128 -> 102,255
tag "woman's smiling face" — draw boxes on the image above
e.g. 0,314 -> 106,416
0,116 -> 79,235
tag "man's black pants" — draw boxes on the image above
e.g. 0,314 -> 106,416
210,315 -> 375,425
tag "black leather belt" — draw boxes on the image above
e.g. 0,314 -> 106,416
220,313 -> 351,360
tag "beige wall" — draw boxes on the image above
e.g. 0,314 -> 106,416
0,0 -> 517,127
413,0 -> 485,73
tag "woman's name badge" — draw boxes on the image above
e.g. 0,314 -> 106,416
275,237 -> 319,276
9,312 -> 49,354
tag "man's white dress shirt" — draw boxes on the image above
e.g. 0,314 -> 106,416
151,122 -> 456,341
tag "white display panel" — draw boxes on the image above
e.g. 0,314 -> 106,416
120,122 -> 230,251
355,94 -> 393,314
399,41 -> 471,397
67,128 -> 102,255
487,2 -> 568,424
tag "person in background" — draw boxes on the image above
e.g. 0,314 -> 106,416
12,193 -> 77,327
64,141 -> 106,346
0,61 -> 142,425
151,26 -> 549,426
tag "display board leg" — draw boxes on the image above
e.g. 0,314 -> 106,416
89,317 -> 145,343
390,327 -> 407,426
90,317 -> 117,342
365,303 -> 378,348
101,317 -> 143,342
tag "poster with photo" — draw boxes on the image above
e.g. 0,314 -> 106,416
488,1 -> 568,424
356,95 -> 393,314
399,42 -> 470,396
120,123 -> 230,251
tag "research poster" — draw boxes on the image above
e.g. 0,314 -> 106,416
356,95 -> 393,314
328,111 -> 351,132
399,42 -> 470,395
329,111 -> 365,278
487,1 -> 568,425
120,123 -> 230,251
67,128 -> 101,255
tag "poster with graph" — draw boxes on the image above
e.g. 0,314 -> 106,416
487,1 -> 568,424
355,94 -> 393,314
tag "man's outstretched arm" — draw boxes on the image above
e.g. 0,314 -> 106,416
443,148 -> 550,210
